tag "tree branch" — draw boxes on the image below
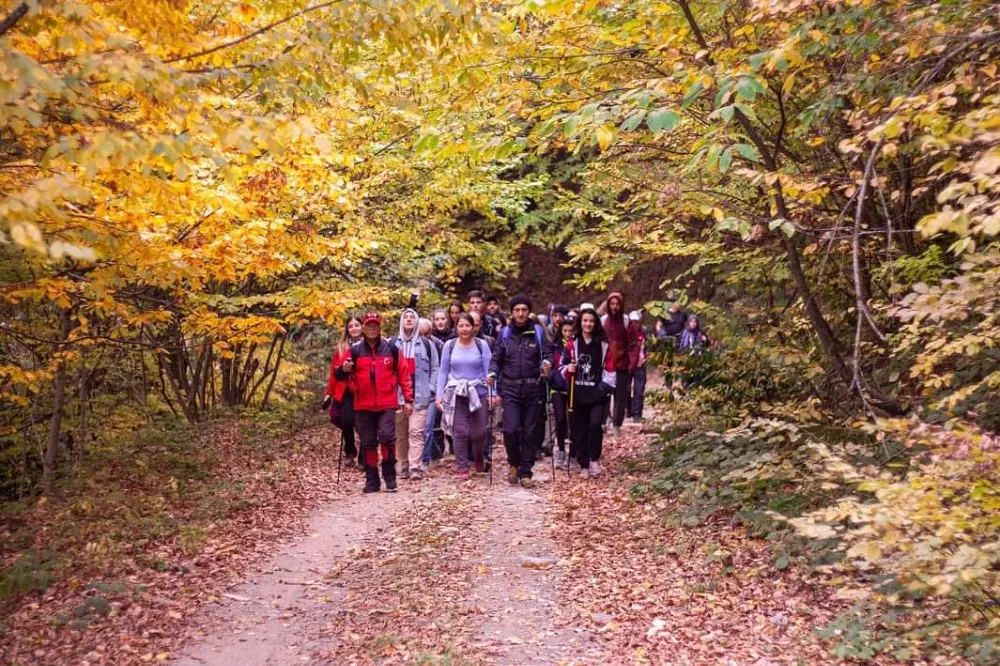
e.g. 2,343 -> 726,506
164,0 -> 345,64
0,2 -> 28,38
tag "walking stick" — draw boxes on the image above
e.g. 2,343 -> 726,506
568,375 -> 575,479
487,384 -> 494,486
337,430 -> 343,485
546,383 -> 555,482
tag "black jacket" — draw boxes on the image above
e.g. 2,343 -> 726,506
659,309 -> 687,337
490,322 -> 544,397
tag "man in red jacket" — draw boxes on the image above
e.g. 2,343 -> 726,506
336,312 -> 414,493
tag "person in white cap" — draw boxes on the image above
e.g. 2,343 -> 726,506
628,310 -> 648,422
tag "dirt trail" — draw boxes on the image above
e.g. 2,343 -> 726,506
175,478 -> 449,666
175,443 -> 605,665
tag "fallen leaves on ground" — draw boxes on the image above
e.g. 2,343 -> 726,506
309,486 -> 489,665
547,426 -> 852,665
0,415 -> 351,666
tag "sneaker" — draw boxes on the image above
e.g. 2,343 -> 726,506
399,468 -> 411,480
409,468 -> 423,481
430,458 -> 442,468
457,470 -> 471,481
507,465 -> 519,486
579,468 -> 590,479
519,477 -> 535,489
589,461 -> 601,477
344,457 -> 356,468
555,450 -> 567,469
420,462 -> 430,472
541,445 -> 553,457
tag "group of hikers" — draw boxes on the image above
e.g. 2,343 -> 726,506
322,290 -> 708,494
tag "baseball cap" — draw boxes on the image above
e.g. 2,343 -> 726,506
629,310 -> 642,322
579,302 -> 595,311
362,312 -> 381,325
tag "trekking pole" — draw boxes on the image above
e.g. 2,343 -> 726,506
567,376 -> 575,479
336,430 -> 343,485
487,384 -> 494,486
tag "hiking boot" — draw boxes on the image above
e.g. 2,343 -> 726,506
541,444 -> 553,457
381,461 -> 398,492
409,468 -> 423,481
579,468 -> 590,479
507,465 -> 519,486
363,466 -> 380,493
555,450 -> 567,469
399,468 -> 411,480
519,477 -> 536,489
589,460 -> 601,477
457,470 -> 471,481
344,457 -> 356,468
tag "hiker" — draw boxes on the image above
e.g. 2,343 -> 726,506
628,311 -> 648,423
601,292 -> 640,437
418,317 -> 433,339
470,310 -> 496,349
431,307 -> 454,344
437,313 -> 492,479
488,294 -> 547,488
448,300 -> 464,327
561,308 -> 616,478
545,304 -> 568,344
486,294 -> 507,329
335,312 -> 413,493
467,290 -> 498,338
393,307 -> 439,481
679,314 -> 711,351
548,317 -> 576,469
658,300 -> 687,340
322,315 -> 363,467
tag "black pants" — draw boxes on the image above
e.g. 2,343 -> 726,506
571,399 -> 605,468
630,367 -> 647,420
612,370 -> 630,427
337,392 -> 358,459
355,409 -> 397,468
501,389 -> 544,479
551,391 -> 569,453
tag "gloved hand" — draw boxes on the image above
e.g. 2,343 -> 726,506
321,395 -> 332,410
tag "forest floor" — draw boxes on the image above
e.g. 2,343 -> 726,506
1,405 -> 848,666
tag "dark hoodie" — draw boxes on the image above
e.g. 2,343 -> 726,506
601,292 -> 639,372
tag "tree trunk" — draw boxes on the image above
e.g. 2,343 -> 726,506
42,309 -> 72,496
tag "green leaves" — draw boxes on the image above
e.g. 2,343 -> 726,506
769,218 -> 795,238
646,109 -> 681,133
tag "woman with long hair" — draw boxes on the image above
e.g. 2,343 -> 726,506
323,315 -> 363,466
560,308 -> 616,478
436,313 -> 492,480
431,307 -> 454,344
448,300 -> 464,328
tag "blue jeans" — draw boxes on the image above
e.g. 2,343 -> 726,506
422,400 -> 440,464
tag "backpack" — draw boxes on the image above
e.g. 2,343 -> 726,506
443,337 -> 485,361
499,323 -> 545,350
389,335 -> 432,363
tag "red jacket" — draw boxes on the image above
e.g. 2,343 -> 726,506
325,347 -> 355,402
336,337 -> 413,412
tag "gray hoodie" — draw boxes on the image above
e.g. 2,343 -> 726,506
393,308 -> 439,409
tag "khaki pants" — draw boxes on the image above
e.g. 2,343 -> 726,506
396,407 -> 428,473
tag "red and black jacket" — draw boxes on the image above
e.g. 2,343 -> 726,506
336,337 -> 414,412
325,347 -> 356,402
